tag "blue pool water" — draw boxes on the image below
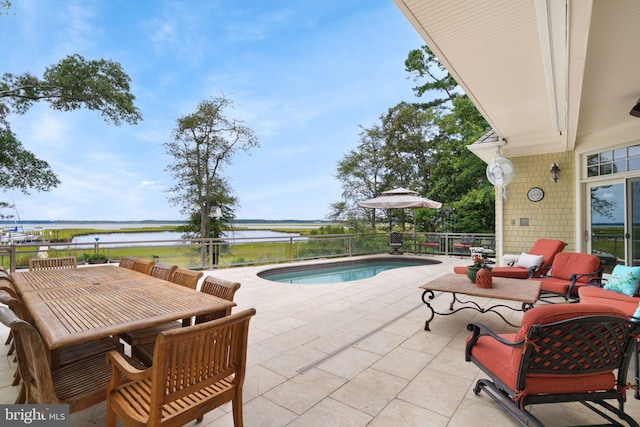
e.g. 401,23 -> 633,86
259,258 -> 439,284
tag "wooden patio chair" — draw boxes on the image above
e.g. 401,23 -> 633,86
28,256 -> 76,271
0,306 -> 132,413
118,256 -> 136,269
148,262 -> 177,281
131,258 -> 154,274
106,308 -> 256,427
465,303 -> 640,427
0,279 -> 19,354
119,267 -> 204,347
132,275 -> 241,366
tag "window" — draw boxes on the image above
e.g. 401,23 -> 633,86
587,144 -> 640,177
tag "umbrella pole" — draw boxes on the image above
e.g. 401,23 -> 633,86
413,210 -> 417,254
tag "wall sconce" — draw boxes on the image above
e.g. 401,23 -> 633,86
550,163 -> 560,182
630,99 -> 640,117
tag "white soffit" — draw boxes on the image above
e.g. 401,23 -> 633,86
393,0 -> 561,153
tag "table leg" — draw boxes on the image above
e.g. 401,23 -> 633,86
421,290 -> 435,331
421,289 -> 526,330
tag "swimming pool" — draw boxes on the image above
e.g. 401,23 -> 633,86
258,257 -> 440,284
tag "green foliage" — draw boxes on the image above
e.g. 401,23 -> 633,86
309,225 -> 347,235
1,54 -> 141,125
86,252 -> 108,262
0,127 -> 60,194
332,44 -> 494,234
0,54 -> 141,199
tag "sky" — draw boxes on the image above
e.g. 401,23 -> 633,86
1,0 -> 425,221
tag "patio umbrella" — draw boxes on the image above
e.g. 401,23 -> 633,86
358,188 -> 442,210
358,188 -> 442,250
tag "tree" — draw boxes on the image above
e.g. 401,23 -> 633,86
332,45 -> 492,233
164,96 -> 259,242
332,125 -> 386,230
1,54 -> 142,126
0,54 -> 142,197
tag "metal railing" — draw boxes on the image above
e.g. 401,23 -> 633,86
0,232 -> 495,272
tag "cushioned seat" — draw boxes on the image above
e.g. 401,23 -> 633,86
465,303 -> 639,427
578,286 -> 640,318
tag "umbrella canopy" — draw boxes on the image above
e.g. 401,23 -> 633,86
358,187 -> 442,209
358,188 -> 443,252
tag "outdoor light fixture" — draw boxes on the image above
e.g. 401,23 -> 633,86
630,99 -> 640,117
209,206 -> 222,219
550,163 -> 560,182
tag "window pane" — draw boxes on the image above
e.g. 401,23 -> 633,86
600,163 -> 613,175
629,157 -> 640,171
629,145 -> 640,157
600,151 -> 613,163
587,154 -> 599,167
612,160 -> 626,173
587,165 -> 599,177
613,147 -> 627,160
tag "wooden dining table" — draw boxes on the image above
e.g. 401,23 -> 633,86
10,265 -> 235,364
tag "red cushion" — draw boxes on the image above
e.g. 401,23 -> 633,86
528,239 -> 567,269
549,253 -> 601,283
469,304 -> 627,395
538,277 -> 587,295
578,286 -> 640,317
453,266 -> 467,275
467,333 -> 615,395
490,267 -> 530,279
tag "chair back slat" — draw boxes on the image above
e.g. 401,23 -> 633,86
148,263 -> 177,281
196,276 -> 241,324
170,267 -> 203,289
118,256 -> 136,269
131,259 -> 154,274
29,256 -> 76,271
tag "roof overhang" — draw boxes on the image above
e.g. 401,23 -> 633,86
393,0 -> 640,163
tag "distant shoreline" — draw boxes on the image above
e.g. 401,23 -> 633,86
0,219 -> 330,225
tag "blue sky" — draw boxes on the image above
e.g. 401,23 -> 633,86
1,0 -> 424,221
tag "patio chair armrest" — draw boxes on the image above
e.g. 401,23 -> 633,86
587,277 -> 606,288
465,322 -> 524,361
106,349 -> 151,384
566,268 -> 603,295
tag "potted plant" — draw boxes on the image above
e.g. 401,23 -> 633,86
87,253 -> 108,264
467,255 -> 487,283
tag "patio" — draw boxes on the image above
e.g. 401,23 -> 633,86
1,254 -> 639,426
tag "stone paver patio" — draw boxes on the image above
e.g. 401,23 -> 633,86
1,254 -> 638,426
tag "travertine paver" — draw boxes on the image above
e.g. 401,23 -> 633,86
0,254 -> 639,426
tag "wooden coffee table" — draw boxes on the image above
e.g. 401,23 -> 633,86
419,273 -> 541,330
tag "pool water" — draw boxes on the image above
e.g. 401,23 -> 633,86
259,259 -> 436,284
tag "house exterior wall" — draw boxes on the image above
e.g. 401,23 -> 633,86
500,151 -> 575,255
